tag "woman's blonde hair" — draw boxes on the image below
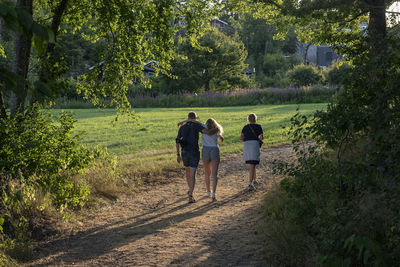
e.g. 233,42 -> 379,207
248,113 -> 257,122
206,118 -> 223,135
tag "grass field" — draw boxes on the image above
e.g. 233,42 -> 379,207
53,104 -> 326,178
55,103 -> 326,155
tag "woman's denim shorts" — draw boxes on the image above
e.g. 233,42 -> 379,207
201,146 -> 220,162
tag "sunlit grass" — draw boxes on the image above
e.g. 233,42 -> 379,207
53,104 -> 326,179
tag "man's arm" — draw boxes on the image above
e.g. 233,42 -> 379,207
177,119 -> 202,127
176,143 -> 181,163
176,128 -> 182,163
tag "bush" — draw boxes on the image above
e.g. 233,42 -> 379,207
325,61 -> 352,86
0,108 -> 92,188
260,101 -> 400,265
287,64 -> 323,87
0,107 -> 121,262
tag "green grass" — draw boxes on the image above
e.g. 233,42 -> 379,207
54,104 -> 326,158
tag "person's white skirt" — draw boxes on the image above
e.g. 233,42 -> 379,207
243,140 -> 260,164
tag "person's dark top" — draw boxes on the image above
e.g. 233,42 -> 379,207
241,123 -> 263,141
177,122 -> 206,151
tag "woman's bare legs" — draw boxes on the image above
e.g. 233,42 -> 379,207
249,164 -> 256,189
203,161 -> 211,195
211,159 -> 220,200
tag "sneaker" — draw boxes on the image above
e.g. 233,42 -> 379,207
248,183 -> 256,191
188,195 -> 196,203
206,191 -> 211,197
211,196 -> 217,202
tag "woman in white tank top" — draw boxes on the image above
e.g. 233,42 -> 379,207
178,118 -> 224,201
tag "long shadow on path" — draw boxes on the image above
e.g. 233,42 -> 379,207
30,189 -> 255,266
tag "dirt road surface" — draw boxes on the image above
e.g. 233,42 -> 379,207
25,145 -> 295,267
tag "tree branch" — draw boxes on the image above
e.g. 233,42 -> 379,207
386,10 -> 400,15
31,0 -> 69,103
0,91 -> 7,119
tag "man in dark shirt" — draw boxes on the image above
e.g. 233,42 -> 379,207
176,112 -> 217,203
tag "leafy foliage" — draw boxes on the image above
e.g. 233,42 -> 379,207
0,106 -> 120,261
261,33 -> 400,266
1,0 -> 222,114
245,1 -> 400,265
324,61 -> 352,86
287,64 -> 323,87
0,108 -> 92,182
152,27 -> 251,93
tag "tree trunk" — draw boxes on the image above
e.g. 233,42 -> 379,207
368,0 -> 387,55
304,43 -> 311,64
10,0 -> 33,115
205,80 -> 210,91
32,0 -> 69,105
0,91 -> 7,119
264,40 -> 268,54
368,0 -> 387,124
367,0 -> 389,168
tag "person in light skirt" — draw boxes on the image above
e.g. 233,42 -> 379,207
240,113 -> 264,190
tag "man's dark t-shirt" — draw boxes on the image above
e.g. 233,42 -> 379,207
241,123 -> 263,141
177,122 -> 206,151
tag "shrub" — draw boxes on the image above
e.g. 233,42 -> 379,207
287,64 -> 323,87
0,108 -> 92,188
325,61 -> 352,86
261,102 -> 400,265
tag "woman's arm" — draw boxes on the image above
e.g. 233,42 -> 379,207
258,133 -> 264,140
240,133 -> 244,141
218,134 -> 224,142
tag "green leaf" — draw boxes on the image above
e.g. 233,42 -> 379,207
0,3 -> 9,16
32,21 -> 49,40
16,8 -> 33,30
47,28 -> 55,43
34,34 -> 46,55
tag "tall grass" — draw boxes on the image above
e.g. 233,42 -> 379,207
131,86 -> 335,108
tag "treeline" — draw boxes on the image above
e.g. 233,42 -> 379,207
33,11 -> 346,100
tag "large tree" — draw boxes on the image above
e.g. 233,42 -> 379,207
233,0 -> 400,164
160,27 -> 250,93
0,0 -> 219,116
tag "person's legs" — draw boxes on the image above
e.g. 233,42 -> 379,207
188,167 -> 197,202
249,164 -> 256,183
248,164 -> 256,190
181,149 -> 200,203
252,165 -> 257,182
185,167 -> 191,189
203,161 -> 211,195
211,159 -> 220,200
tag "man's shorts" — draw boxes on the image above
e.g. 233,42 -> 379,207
181,149 -> 200,168
201,146 -> 220,162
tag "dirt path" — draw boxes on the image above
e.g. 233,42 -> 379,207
26,145 -> 295,267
